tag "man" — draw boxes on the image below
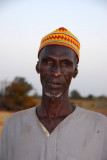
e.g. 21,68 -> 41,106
0,27 -> 107,160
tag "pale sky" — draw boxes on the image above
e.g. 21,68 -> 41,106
0,0 -> 107,97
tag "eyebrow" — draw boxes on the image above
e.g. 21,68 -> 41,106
42,55 -> 74,63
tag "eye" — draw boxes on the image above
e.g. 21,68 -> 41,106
62,60 -> 72,67
43,59 -> 53,65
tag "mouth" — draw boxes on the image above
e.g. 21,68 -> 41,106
47,81 -> 63,88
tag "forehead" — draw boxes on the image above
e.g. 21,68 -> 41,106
40,45 -> 76,60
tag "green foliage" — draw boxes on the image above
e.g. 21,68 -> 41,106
70,90 -> 82,99
86,94 -> 94,100
98,95 -> 107,100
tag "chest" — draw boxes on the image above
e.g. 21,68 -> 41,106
40,117 -> 65,134
12,120 -> 102,160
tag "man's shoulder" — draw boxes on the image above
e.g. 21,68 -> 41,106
5,106 -> 37,126
76,106 -> 107,124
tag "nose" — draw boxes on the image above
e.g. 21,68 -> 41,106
51,64 -> 62,77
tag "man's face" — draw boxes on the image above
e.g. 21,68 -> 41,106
37,45 -> 78,98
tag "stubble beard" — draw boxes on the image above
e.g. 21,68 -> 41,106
45,92 -> 63,98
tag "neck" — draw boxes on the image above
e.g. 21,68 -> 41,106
37,91 -> 75,120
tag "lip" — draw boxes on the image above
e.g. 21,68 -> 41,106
47,82 -> 63,88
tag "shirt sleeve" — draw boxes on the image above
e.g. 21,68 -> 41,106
0,120 -> 8,160
101,116 -> 107,160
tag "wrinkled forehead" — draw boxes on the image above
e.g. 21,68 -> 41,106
39,45 -> 77,61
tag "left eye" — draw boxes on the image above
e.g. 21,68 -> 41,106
62,61 -> 71,66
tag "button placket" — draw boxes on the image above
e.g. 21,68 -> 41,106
45,129 -> 57,160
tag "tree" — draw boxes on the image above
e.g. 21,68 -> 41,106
86,94 -> 94,100
70,90 -> 82,99
0,77 -> 37,111
5,77 -> 32,97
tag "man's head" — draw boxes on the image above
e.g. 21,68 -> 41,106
36,27 -> 80,98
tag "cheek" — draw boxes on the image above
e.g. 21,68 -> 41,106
63,70 -> 73,83
40,64 -> 50,73
40,66 -> 50,83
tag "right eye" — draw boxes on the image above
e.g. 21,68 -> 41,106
43,59 -> 53,65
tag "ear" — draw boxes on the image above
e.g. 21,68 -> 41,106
73,65 -> 78,78
36,61 -> 40,74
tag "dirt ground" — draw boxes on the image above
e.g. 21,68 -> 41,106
0,108 -> 107,137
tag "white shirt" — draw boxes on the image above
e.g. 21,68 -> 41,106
0,106 -> 107,160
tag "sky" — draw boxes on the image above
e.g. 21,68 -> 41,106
0,0 -> 107,97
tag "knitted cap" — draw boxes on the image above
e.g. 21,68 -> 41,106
38,27 -> 80,63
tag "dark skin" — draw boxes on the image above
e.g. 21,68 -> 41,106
36,45 -> 78,134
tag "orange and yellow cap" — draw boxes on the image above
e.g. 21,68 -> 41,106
38,27 -> 80,63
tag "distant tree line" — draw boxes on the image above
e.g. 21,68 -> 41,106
0,77 -> 106,111
70,90 -> 107,100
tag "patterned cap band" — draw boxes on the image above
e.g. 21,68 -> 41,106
38,27 -> 80,63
